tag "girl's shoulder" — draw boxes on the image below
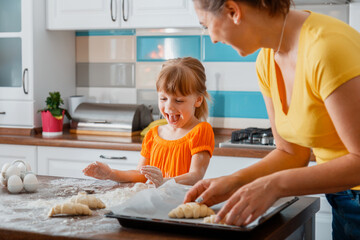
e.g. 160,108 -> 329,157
187,122 -> 214,138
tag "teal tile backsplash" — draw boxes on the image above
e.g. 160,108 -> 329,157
209,91 -> 267,119
136,36 -> 201,61
202,36 -> 260,62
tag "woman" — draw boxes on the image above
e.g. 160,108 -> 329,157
184,0 -> 360,238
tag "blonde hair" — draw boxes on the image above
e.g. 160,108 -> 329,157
156,57 -> 210,121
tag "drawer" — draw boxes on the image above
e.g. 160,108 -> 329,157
38,146 -> 141,178
0,101 -> 34,127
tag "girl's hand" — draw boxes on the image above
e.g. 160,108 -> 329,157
140,165 -> 164,187
184,175 -> 240,207
82,161 -> 112,180
217,175 -> 279,226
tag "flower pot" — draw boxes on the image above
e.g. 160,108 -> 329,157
41,110 -> 64,137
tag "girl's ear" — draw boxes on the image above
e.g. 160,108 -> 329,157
224,0 -> 242,24
194,95 -> 203,108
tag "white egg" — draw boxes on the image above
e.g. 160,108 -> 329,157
1,162 -> 10,178
17,163 -> 27,179
5,165 -> 21,179
7,175 -> 23,194
23,173 -> 38,192
24,161 -> 31,172
0,175 -> 7,187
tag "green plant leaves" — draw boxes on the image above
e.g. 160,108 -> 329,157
39,91 -> 72,120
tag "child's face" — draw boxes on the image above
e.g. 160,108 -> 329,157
158,91 -> 202,128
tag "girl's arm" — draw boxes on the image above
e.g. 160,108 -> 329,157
82,156 -> 149,183
173,151 -> 211,185
141,151 -> 211,187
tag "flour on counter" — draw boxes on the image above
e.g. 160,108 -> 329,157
0,176 -> 154,237
96,182 -> 154,208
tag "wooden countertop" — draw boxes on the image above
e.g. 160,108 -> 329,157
0,175 -> 320,240
0,127 -> 277,159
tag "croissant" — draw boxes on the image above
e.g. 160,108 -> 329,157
48,202 -> 92,217
203,214 -> 226,224
168,202 -> 215,219
70,191 -> 106,209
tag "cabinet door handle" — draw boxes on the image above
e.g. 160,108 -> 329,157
122,0 -> 128,22
0,112 -> 6,115
22,68 -> 29,94
100,154 -> 127,160
110,0 -> 117,22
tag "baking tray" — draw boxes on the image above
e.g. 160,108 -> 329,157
106,196 -> 298,234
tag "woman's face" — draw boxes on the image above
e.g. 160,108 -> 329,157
193,1 -> 254,57
158,91 -> 202,129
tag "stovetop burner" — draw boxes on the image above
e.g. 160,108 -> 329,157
219,127 -> 276,149
231,127 -> 274,145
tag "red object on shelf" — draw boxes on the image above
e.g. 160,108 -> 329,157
41,110 -> 64,137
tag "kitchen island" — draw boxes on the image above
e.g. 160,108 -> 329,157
0,176 -> 319,240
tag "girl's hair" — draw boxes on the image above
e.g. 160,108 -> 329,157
193,0 -> 292,16
156,57 -> 210,121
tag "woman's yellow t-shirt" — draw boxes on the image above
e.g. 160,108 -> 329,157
256,12 -> 360,189
140,122 -> 215,178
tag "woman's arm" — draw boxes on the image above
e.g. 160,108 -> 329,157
216,76 -> 360,226
272,76 -> 360,196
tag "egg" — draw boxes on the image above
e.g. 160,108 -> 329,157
17,162 -> 27,179
23,173 -> 38,192
1,162 -> 10,178
0,175 -> 7,187
7,175 -> 23,194
5,165 -> 21,179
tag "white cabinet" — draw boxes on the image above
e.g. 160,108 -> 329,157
0,144 -> 37,173
126,0 -> 200,28
47,0 -> 122,30
37,146 -> 140,178
46,0 -> 200,30
0,0 -> 75,129
205,155 -> 260,179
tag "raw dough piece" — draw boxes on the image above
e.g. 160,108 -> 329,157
168,202 -> 215,219
70,191 -> 106,209
48,202 -> 92,217
203,214 -> 226,224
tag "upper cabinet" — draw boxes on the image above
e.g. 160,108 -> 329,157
47,0 -> 121,30
0,0 -> 75,129
125,0 -> 200,28
294,0 -> 348,4
46,0 -> 200,30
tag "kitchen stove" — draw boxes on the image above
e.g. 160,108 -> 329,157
219,127 -> 276,149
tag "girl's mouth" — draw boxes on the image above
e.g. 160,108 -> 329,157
166,113 -> 180,124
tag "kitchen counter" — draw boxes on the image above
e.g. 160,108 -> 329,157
0,176 -> 320,240
0,127 -> 277,159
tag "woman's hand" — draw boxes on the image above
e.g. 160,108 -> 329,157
140,165 -> 164,187
82,161 -> 112,180
183,175 -> 241,207
217,175 -> 279,226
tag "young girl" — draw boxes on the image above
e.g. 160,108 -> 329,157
83,57 -> 215,187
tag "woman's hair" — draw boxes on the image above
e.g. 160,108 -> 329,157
193,0 -> 292,16
156,57 -> 210,121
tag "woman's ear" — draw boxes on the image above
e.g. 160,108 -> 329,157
224,0 -> 242,24
194,96 -> 203,108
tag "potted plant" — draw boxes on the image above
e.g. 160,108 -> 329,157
38,92 -> 71,137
